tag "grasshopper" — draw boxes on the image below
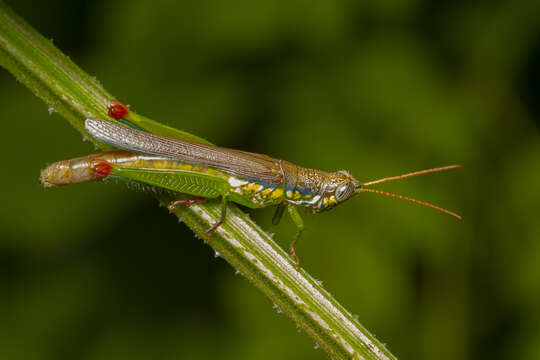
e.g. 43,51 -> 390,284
41,119 -> 461,265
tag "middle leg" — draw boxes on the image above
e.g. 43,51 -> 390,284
287,205 -> 305,268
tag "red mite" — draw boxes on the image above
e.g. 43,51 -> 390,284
91,159 -> 113,179
107,99 -> 130,119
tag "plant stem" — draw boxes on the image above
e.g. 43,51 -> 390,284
0,2 -> 396,359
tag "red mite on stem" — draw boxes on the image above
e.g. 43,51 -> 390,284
108,99 -> 130,119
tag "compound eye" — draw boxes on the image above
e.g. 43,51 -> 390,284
335,182 -> 354,202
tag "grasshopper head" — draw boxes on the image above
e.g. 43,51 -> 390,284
315,170 -> 361,211
314,164 -> 462,219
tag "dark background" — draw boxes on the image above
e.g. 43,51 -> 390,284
1,1 -> 539,359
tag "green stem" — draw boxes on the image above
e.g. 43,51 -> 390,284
0,2 -> 396,359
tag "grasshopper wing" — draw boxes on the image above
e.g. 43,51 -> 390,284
86,119 -> 283,185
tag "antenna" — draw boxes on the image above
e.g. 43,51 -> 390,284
358,165 -> 462,220
360,188 -> 461,220
362,164 -> 461,187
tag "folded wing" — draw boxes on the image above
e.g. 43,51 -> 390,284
86,119 -> 282,184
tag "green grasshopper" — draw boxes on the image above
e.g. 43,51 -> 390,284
41,119 -> 461,265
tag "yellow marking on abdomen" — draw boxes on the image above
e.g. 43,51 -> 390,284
175,163 -> 193,171
152,160 -> 171,169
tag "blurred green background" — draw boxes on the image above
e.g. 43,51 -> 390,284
1,0 -> 539,359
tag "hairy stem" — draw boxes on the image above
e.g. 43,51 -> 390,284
0,2 -> 396,359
